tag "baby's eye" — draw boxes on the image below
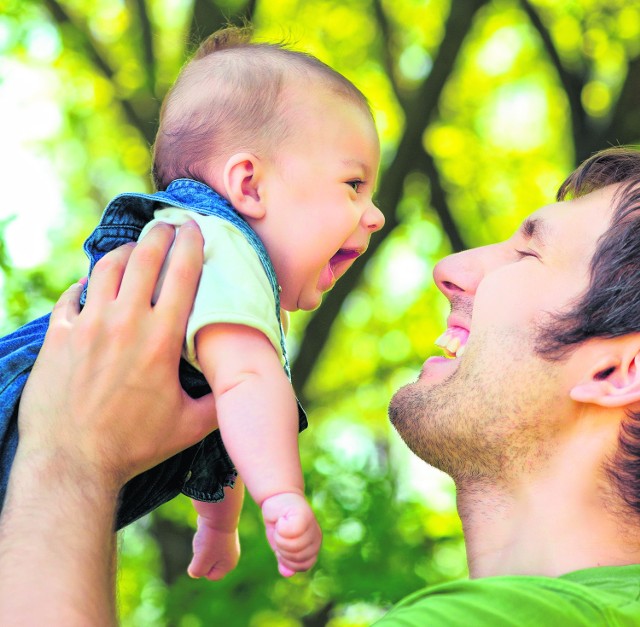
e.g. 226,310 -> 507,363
347,180 -> 363,193
515,249 -> 539,260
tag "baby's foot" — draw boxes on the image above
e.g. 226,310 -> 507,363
261,492 -> 322,577
188,517 -> 240,581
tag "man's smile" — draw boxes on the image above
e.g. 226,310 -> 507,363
418,322 -> 470,382
435,325 -> 470,358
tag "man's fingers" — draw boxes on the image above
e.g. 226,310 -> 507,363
84,244 -> 135,307
155,221 -> 204,329
169,393 -> 219,455
49,280 -> 85,326
118,222 -> 176,308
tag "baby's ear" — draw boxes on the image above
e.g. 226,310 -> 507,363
570,336 -> 640,408
223,153 -> 266,220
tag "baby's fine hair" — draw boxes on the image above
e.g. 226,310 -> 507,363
152,26 -> 372,190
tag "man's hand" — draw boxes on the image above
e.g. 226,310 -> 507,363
0,221 -> 215,626
18,221 -> 218,490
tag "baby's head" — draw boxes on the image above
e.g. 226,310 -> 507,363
153,27 -> 385,311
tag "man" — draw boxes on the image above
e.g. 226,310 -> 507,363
1,148 -> 639,625
384,148 -> 640,623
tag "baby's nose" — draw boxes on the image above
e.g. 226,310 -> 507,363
365,204 -> 385,232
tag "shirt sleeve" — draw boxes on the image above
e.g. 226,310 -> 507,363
139,207 -> 284,370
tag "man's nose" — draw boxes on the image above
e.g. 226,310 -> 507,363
363,203 -> 385,232
433,244 -> 500,300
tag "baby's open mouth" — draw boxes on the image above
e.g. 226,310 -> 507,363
435,326 -> 469,358
328,248 -> 362,281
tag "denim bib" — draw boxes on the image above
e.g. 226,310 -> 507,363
0,179 -> 306,528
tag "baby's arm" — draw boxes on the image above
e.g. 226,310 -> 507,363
188,480 -> 244,581
195,323 -> 321,576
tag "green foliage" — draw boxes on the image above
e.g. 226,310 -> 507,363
2,0 -> 639,623
119,433 -> 464,625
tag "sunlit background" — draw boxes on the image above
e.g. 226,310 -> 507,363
1,0 -> 639,625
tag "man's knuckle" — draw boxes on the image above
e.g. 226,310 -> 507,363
130,244 -> 162,267
105,316 -> 148,350
168,258 -> 198,285
42,323 -> 70,351
93,252 -> 123,275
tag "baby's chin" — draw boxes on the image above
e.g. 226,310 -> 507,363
281,290 -> 323,313
294,298 -> 323,312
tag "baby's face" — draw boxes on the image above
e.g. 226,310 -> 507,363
253,84 -> 384,312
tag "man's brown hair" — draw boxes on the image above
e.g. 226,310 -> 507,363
537,146 -> 640,516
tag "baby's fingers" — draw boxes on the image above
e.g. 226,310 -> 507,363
275,519 -> 320,551
275,548 -> 318,576
274,519 -> 321,570
275,508 -> 314,539
275,508 -> 322,548
274,534 -> 321,564
277,562 -> 296,578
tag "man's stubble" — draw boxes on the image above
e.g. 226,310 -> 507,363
388,327 -> 564,487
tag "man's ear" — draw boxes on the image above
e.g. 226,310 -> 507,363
570,337 -> 640,408
222,153 -> 266,220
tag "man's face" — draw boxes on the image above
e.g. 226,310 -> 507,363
389,186 -> 617,484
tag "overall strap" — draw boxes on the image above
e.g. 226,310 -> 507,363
83,179 -> 291,376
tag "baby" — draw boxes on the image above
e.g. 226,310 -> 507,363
0,26 -> 384,579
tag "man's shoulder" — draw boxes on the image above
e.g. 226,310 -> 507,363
375,565 -> 640,626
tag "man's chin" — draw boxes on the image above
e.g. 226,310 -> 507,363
388,381 -> 424,438
388,378 -> 459,473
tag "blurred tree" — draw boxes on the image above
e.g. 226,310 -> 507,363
1,0 -> 639,624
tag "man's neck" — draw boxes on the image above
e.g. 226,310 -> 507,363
456,429 -> 640,579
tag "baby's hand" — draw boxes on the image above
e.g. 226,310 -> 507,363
262,492 -> 322,577
187,515 -> 240,581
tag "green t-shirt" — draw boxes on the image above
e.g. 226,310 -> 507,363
376,565 -> 640,626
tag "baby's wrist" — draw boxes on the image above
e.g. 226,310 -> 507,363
198,519 -> 239,534
260,488 -> 305,506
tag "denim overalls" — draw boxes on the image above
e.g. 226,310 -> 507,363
0,179 -> 306,528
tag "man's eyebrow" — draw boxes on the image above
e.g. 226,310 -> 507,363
519,217 -> 549,248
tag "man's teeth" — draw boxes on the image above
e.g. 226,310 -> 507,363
435,332 -> 466,358
437,334 -> 459,357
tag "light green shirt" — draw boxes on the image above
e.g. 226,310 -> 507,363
377,565 -> 640,626
140,208 -> 285,369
